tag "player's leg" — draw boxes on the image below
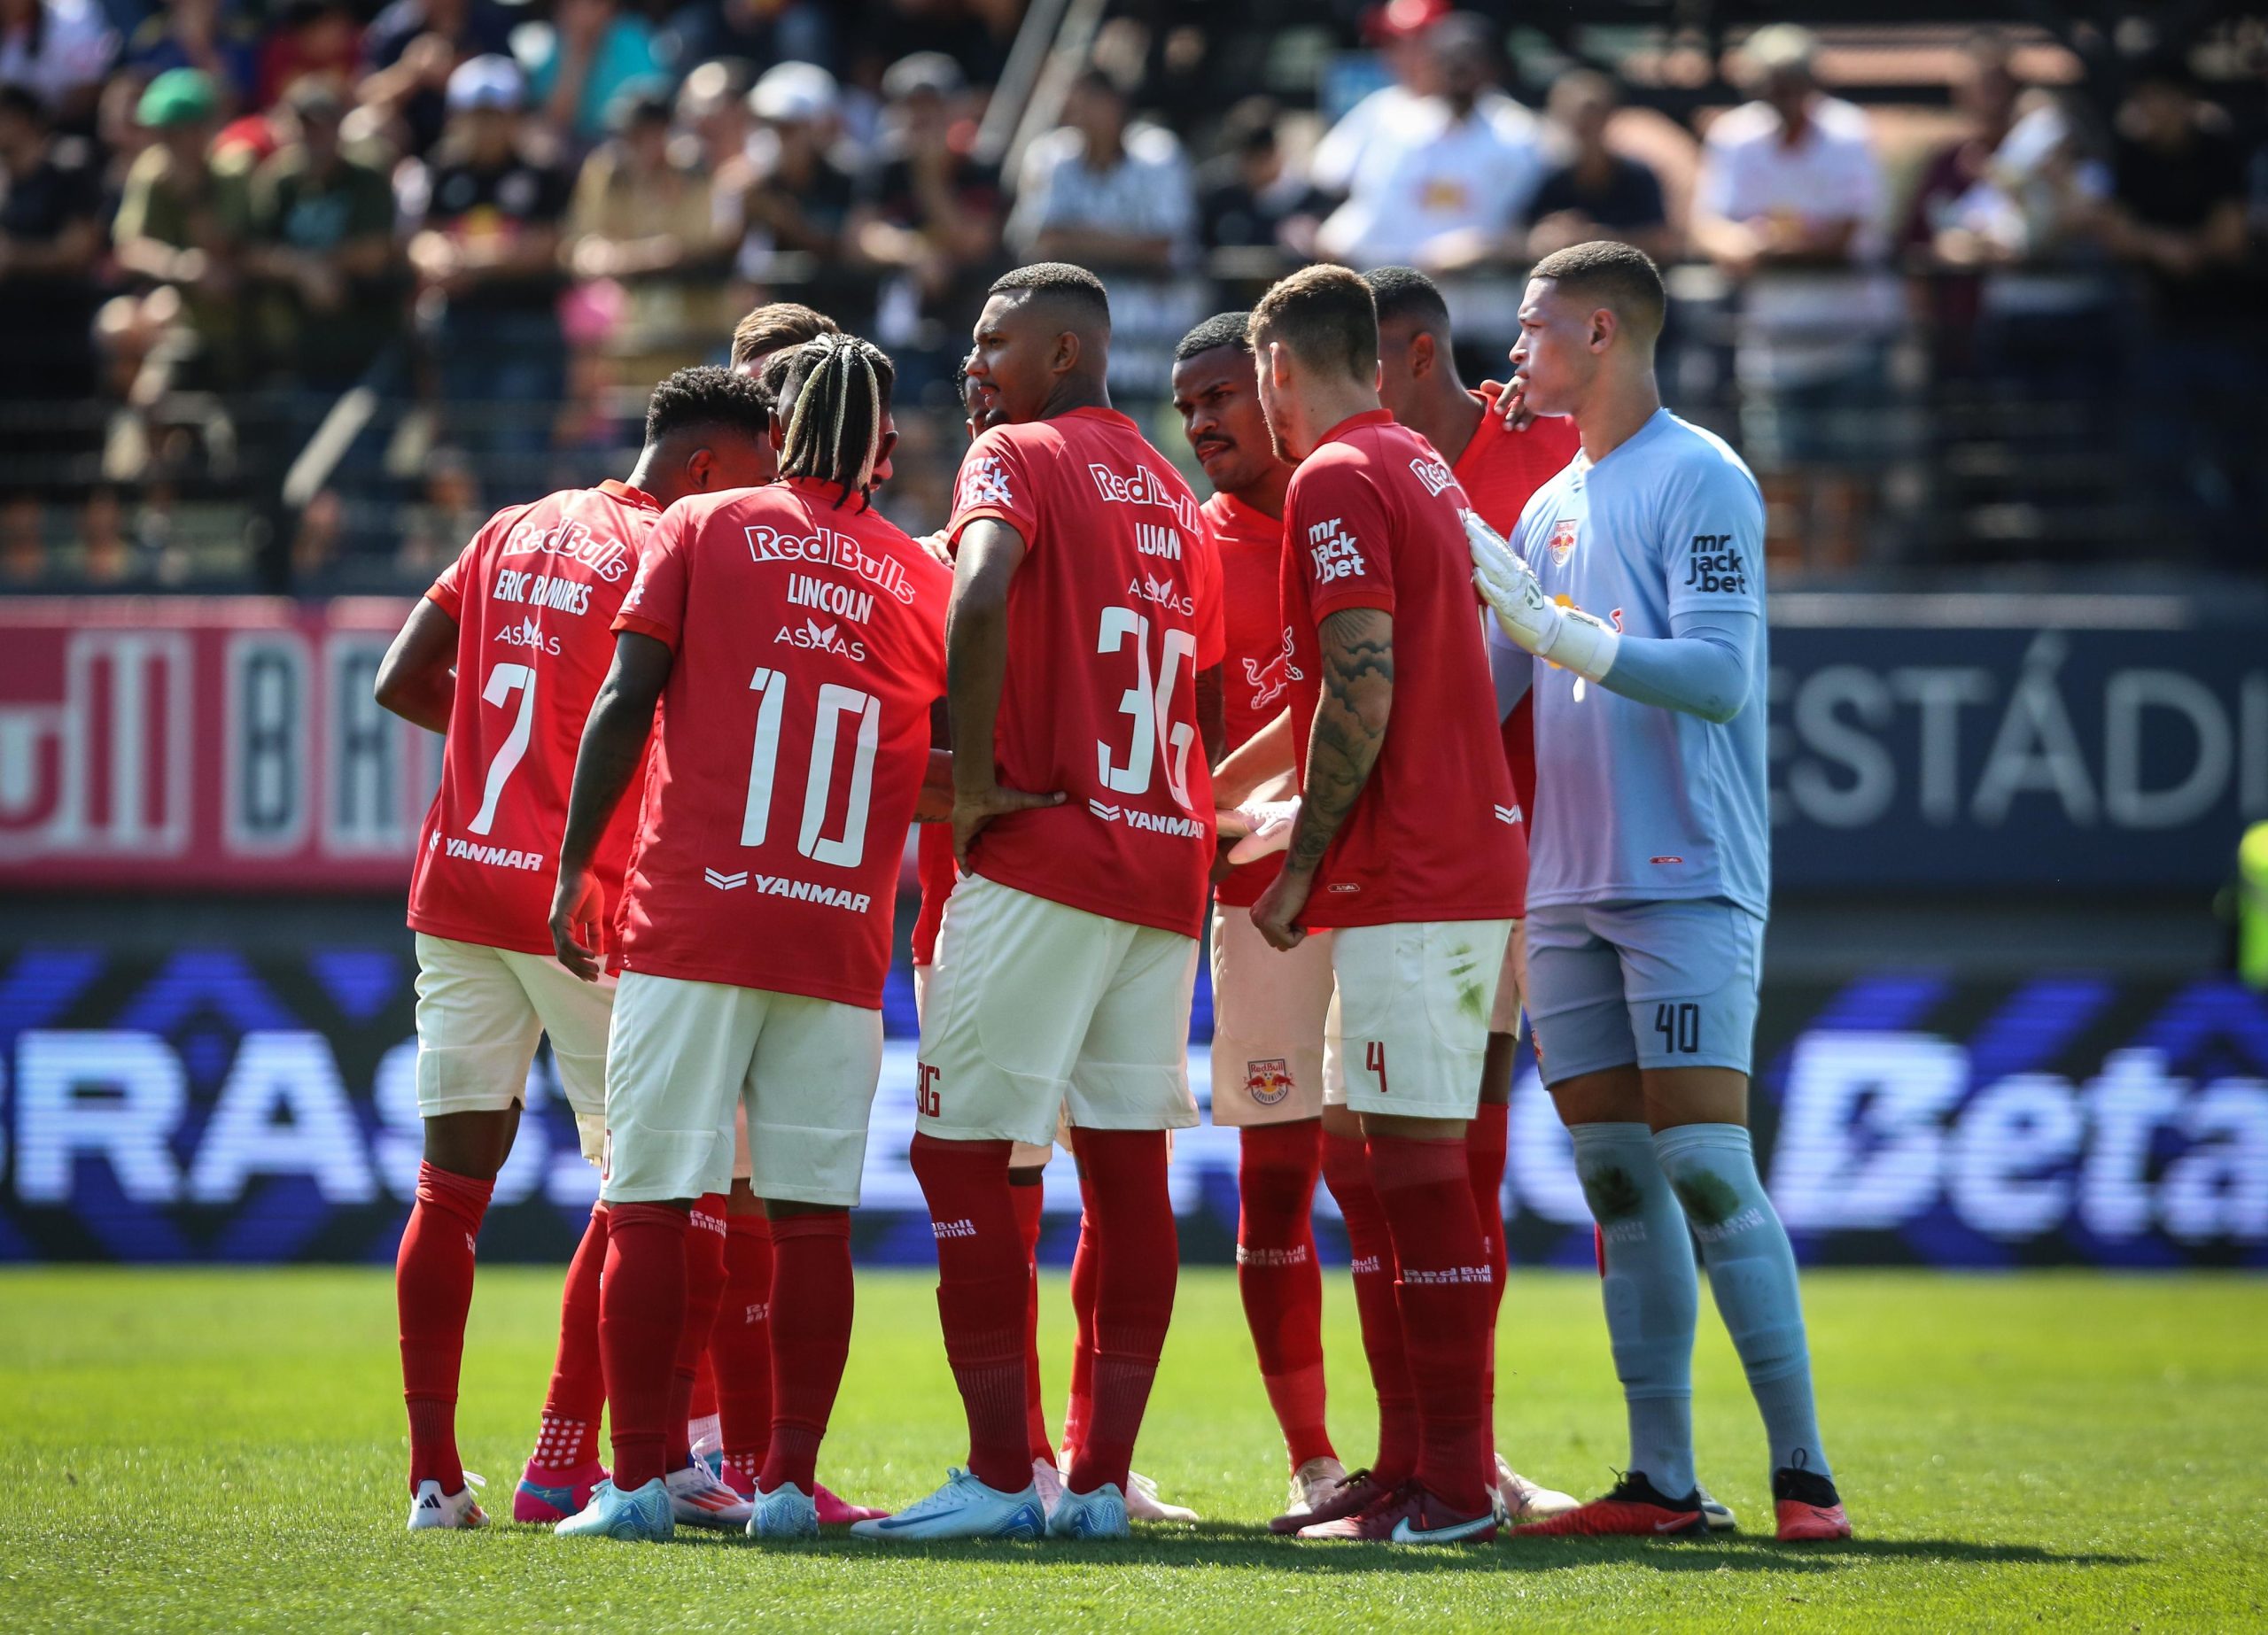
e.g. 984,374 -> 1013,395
557,972 -> 747,1542
399,934 -> 543,1530
1052,921 -> 1203,1538
1210,903 -> 1339,1512
659,1194 -> 748,1528
1298,919 -> 1510,1544
711,1169 -> 772,1494
1007,1148 -> 1054,1492
856,878 -> 1110,1541
1474,919 -> 1580,1523
736,994 -> 885,1538
1511,903 -> 1707,1538
1060,1197 -> 1096,1468
1619,900 -> 1848,1542
501,949 -> 620,1523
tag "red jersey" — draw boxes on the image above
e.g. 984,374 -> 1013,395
1205,489 -> 1294,910
947,407 -> 1215,939
1454,384 -> 1580,823
408,480 -> 657,957
1279,410 -> 1523,929
611,478 -> 950,1009
912,820 -> 955,967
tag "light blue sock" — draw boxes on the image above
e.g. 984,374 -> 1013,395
1654,1122 -> 1831,1482
1569,1121 -> 1697,1498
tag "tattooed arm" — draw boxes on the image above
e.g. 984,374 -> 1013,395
1249,607 -> 1394,950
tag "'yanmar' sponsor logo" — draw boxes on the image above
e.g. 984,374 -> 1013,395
1495,803 -> 1523,825
1086,462 -> 1199,530
501,516 -> 633,583
704,866 -> 873,912
1087,798 -> 1205,838
444,837 -> 544,871
746,524 -> 918,604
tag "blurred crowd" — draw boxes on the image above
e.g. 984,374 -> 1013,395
0,0 -> 2263,586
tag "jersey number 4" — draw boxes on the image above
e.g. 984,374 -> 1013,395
741,667 -> 881,869
1097,606 -> 1197,808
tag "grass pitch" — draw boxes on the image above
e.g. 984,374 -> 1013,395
4,1267 -> 2264,1632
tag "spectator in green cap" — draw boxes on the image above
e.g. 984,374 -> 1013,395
114,65 -> 250,383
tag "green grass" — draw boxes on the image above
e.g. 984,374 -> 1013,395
4,1268 -> 2265,1632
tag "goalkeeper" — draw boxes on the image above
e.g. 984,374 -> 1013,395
1464,240 -> 1850,1544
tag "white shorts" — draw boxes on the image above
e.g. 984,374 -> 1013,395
1208,903 -> 1334,1126
601,970 -> 884,1207
1487,918 -> 1526,1039
413,933 -> 611,1164
920,963 -> 1062,1166
917,875 -> 1200,1149
1319,919 -> 1513,1121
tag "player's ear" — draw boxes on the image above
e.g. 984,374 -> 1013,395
1410,330 -> 1435,377
874,425 -> 898,474
768,414 -> 787,454
685,446 -> 717,492
1267,340 -> 1292,388
1592,307 -> 1616,352
1053,329 -> 1080,376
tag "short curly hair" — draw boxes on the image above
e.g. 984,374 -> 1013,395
643,365 -> 774,446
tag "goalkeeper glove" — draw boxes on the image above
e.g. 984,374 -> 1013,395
1462,509 -> 1619,684
1226,797 -> 1298,865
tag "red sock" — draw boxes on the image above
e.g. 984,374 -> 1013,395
397,1160 -> 493,1492
668,1195 -> 728,1470
1063,1130 -> 1176,1497
1012,1174 -> 1051,1463
758,1212 -> 854,1494
1321,1131 -> 1417,1484
1467,1103 -> 1511,1476
711,1212 -> 774,1488
1238,1122 -> 1332,1468
1060,1211 -> 1099,1463
600,1202 -> 688,1492
532,1203 -> 607,1471
1368,1134 -> 1491,1515
908,1133 -> 1029,1493
690,1354 -> 718,1424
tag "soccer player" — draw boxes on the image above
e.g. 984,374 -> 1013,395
859,263 -> 1214,1542
547,334 -> 950,1543
1464,240 -> 1850,1542
1247,264 -> 1522,1544
1169,311 -> 1350,1522
374,366 -> 775,1531
1361,264 -> 1583,1525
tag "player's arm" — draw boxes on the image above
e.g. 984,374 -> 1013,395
372,596 -> 459,733
945,518 -> 1062,864
549,631 -> 672,980
1487,618 -> 1533,722
1195,663 -> 1226,767
1592,608 -> 1758,724
1252,608 -> 1393,950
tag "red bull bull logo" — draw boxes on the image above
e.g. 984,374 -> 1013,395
1245,1058 -> 1294,1106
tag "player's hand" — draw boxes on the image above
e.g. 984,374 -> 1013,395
1226,796 -> 1298,865
951,781 -> 1064,867
1464,509 -> 1555,648
915,528 -> 953,568
549,868 -> 607,982
1250,864 -> 1314,950
1480,376 -> 1537,431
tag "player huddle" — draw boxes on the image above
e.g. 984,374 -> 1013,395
376,242 -> 1852,1548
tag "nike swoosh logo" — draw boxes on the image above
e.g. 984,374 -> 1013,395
1656,1514 -> 1701,1533
1390,1513 -> 1495,1544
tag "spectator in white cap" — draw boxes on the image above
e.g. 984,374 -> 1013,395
399,51 -> 574,469
528,0 -> 663,146
738,59 -> 861,279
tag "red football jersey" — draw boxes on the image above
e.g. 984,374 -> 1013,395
911,819 -> 955,967
1205,489 -> 1295,910
947,407 -> 1215,939
611,477 -> 950,1008
1455,384 -> 1579,824
408,479 -> 657,957
1278,410 -> 1524,928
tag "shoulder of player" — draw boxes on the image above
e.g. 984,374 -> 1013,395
1648,415 -> 1762,505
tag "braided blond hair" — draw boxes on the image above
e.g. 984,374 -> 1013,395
777,332 -> 895,510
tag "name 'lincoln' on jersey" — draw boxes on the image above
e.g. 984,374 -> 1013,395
948,407 -> 1223,940
1505,407 -> 1769,918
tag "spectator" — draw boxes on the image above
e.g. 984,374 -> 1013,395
1526,69 -> 1674,262
113,66 -> 250,383
255,0 -> 361,110
1314,13 -> 1547,271
529,0 -> 664,149
2098,54 -> 2257,563
1196,95 -> 1330,259
126,0 -> 259,114
0,82 -> 104,543
1004,66 -> 1192,270
397,445 -> 480,574
848,50 -> 1000,368
565,84 -> 731,359
1690,23 -> 1892,567
245,77 -> 400,388
664,0 -> 834,81
737,58 -> 864,318
400,54 -> 571,477
357,0 -> 512,156
0,0 -> 115,131
1308,0 -> 1449,199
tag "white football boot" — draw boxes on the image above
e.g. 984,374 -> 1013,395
1495,1455 -> 1581,1522
850,1468 -> 1046,1542
406,1473 -> 486,1531
1280,1455 -> 1348,1527
1045,1483 -> 1130,1539
667,1461 -> 756,1530
746,1482 -> 819,1539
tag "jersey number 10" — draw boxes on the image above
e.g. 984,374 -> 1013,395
742,666 -> 882,869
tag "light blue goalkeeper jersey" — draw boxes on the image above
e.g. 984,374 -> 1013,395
1496,407 -> 1770,918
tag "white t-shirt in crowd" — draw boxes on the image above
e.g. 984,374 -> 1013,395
1315,92 -> 1547,267
1005,121 -> 1195,264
